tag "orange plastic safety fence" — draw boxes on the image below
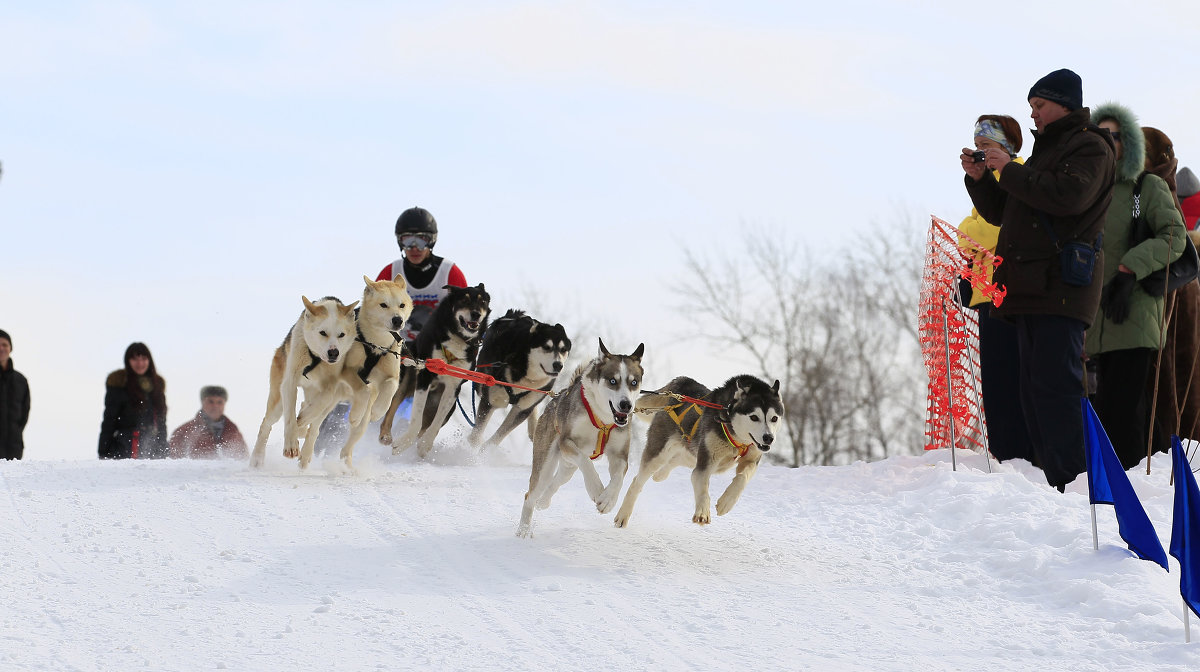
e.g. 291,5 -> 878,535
919,215 -> 1003,454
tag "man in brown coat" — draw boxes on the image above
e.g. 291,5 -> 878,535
961,68 -> 1116,490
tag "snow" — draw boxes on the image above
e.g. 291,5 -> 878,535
4,428 -> 1200,671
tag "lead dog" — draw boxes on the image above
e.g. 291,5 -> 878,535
295,276 -> 413,470
250,296 -> 358,470
613,375 -> 783,527
517,339 -> 644,538
467,309 -> 571,450
387,283 -> 491,458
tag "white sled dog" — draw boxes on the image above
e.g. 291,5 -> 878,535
517,339 -> 644,538
613,375 -> 783,527
467,309 -> 571,450
249,296 -> 358,470
387,283 -> 491,459
294,276 -> 412,470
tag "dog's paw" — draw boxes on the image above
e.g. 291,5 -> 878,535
282,445 -> 299,459
378,431 -> 393,446
715,493 -> 736,517
613,513 -> 630,528
534,494 -> 553,511
692,510 -> 711,525
515,523 -> 534,538
595,488 -> 619,514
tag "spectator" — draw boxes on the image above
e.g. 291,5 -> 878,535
169,385 -> 248,459
1139,128 -> 1200,453
319,206 -> 469,451
957,115 -> 1035,464
99,342 -> 168,459
0,329 -> 30,460
1084,104 -> 1186,470
961,68 -> 1116,491
1179,166 -> 1200,230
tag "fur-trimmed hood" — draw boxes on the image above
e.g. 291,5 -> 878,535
1092,102 -> 1145,183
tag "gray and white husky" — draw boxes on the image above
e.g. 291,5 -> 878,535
516,339 -> 644,538
613,374 -> 783,527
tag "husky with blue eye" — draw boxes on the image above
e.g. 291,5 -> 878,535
516,339 -> 644,538
614,374 -> 783,528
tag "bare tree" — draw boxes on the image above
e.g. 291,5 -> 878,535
672,218 -> 925,466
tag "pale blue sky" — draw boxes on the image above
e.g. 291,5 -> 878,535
4,1 -> 1197,459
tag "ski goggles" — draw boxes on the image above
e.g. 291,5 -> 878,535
398,234 -> 433,251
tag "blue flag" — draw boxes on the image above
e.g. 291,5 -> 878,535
1170,436 -> 1200,618
1082,398 -> 1168,569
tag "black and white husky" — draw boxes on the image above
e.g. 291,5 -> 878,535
467,309 -> 571,450
517,339 -> 644,538
385,283 -> 491,459
613,375 -> 783,527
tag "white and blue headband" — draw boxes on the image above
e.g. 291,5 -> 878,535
974,119 -> 1015,157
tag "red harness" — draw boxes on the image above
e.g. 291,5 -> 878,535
721,423 -> 755,458
579,387 -> 614,460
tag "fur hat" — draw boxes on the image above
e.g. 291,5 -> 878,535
0,329 -> 9,349
1091,102 -> 1145,183
200,385 -> 228,401
1179,167 -> 1200,199
1142,127 -> 1175,168
1028,69 -> 1083,111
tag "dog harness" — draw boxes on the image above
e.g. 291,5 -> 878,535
665,402 -> 704,443
578,386 -> 614,460
301,349 -> 323,379
355,328 -> 405,384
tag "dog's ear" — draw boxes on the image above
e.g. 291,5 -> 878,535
598,338 -> 610,357
302,296 -> 318,314
363,275 -> 376,289
476,283 -> 486,292
342,300 -> 360,315
772,379 -> 781,394
390,274 -> 408,291
630,343 -> 644,361
717,405 -> 732,424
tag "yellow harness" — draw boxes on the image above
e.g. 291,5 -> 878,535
666,402 -> 753,457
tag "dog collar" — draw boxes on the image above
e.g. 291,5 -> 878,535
721,423 -> 754,458
579,386 -> 614,460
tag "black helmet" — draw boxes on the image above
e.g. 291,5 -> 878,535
395,207 -> 438,248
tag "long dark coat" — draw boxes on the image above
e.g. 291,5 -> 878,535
98,370 -> 168,459
0,359 -> 30,460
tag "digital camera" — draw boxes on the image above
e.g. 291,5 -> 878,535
972,150 -> 987,163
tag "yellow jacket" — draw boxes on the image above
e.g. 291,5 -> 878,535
958,157 -> 1024,306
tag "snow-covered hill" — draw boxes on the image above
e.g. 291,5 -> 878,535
3,433 -> 1200,671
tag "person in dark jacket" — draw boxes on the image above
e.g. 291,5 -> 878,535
961,68 -> 1116,491
0,329 -> 30,460
99,342 -> 168,459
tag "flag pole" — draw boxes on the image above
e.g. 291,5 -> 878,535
1185,599 -> 1191,643
1091,503 -> 1099,551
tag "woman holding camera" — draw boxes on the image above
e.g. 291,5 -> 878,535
1085,103 -> 1187,470
957,115 -> 1035,464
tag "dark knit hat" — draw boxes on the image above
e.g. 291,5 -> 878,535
0,329 -> 9,349
1028,69 -> 1083,111
200,385 -> 228,401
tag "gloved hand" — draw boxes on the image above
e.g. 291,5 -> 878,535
1102,272 -> 1136,324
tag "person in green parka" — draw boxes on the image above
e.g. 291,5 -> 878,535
1086,102 -> 1187,470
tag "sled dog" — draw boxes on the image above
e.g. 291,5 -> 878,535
467,309 -> 571,449
294,276 -> 412,470
249,296 -> 358,470
517,339 -> 644,538
386,283 -> 491,458
613,375 -> 783,527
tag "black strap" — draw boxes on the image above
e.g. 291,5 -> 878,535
301,349 -> 322,378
